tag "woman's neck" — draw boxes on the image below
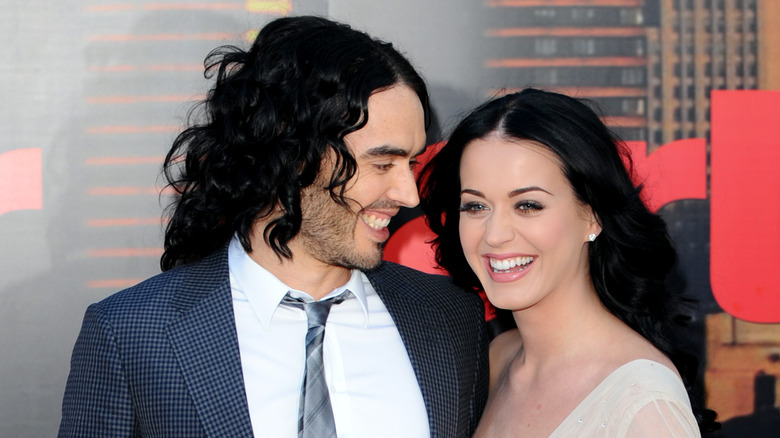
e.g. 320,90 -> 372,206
511,283 -> 618,369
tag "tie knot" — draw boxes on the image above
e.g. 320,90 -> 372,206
304,300 -> 334,327
282,291 -> 352,329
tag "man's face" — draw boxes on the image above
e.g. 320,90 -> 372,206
296,84 -> 426,271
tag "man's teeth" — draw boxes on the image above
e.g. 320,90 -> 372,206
361,213 -> 391,230
490,256 -> 534,272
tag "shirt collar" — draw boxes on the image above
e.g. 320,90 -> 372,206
228,236 -> 370,329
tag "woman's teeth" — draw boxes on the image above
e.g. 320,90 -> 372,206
490,256 -> 533,272
360,213 -> 391,230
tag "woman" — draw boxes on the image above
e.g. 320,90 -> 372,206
419,89 -> 717,436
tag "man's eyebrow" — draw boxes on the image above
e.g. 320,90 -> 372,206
360,145 -> 411,158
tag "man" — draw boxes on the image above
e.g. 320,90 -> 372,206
59,16 -> 488,437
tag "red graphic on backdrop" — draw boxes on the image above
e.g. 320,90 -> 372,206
385,216 -> 440,274
0,148 -> 42,217
624,138 -> 707,213
711,91 -> 780,323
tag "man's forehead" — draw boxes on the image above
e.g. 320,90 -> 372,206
344,84 -> 427,158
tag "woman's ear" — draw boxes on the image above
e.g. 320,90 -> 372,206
585,207 -> 602,242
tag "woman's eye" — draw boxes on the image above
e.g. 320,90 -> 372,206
459,202 -> 489,214
409,159 -> 420,171
374,163 -> 393,171
516,200 -> 543,212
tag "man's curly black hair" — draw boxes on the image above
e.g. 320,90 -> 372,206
160,16 -> 429,271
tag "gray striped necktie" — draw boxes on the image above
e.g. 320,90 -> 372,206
282,291 -> 352,438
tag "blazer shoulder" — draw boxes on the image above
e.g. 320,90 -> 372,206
96,246 -> 229,315
370,261 -> 482,307
372,260 -> 454,287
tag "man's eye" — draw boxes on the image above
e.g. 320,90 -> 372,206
374,163 -> 393,171
409,159 -> 420,171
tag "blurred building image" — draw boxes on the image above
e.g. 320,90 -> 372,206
649,0 -> 758,146
484,0 -> 650,142
483,0 -> 777,150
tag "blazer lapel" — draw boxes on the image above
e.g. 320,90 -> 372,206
367,263 -> 459,438
166,248 -> 254,437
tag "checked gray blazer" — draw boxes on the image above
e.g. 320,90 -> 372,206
58,245 -> 489,437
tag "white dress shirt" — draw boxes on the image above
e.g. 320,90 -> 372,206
228,237 -> 430,437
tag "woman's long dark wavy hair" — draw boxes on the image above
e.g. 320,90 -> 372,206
160,16 -> 429,271
419,88 -> 718,432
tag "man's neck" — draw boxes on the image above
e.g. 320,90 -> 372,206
247,237 -> 352,301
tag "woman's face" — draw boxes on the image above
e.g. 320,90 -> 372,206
458,134 -> 601,311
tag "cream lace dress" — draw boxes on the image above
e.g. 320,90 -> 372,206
549,359 -> 701,437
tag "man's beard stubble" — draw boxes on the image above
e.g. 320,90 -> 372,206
297,185 -> 386,272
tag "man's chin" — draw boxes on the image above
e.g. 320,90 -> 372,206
360,257 -> 384,272
338,243 -> 385,272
